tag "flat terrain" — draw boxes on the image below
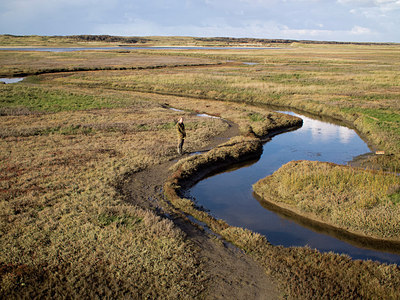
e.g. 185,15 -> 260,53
1,39 -> 400,298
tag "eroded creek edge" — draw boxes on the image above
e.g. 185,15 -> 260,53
117,119 -> 280,299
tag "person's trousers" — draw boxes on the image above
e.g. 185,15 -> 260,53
178,138 -> 184,154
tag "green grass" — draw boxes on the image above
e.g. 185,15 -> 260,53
0,85 -> 117,113
341,107 -> 400,153
97,213 -> 142,228
248,112 -> 266,122
389,192 -> 400,205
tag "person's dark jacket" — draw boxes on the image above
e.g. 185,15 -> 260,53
176,122 -> 186,139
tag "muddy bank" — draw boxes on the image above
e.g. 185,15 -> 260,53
165,136 -> 263,232
118,159 -> 279,300
118,121 -> 280,299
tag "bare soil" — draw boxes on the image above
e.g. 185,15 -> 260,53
118,120 -> 280,299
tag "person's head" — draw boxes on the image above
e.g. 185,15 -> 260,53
178,117 -> 184,123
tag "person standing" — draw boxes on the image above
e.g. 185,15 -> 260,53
176,117 -> 186,155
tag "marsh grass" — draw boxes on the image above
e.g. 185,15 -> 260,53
248,112 -> 265,122
0,85 -> 235,297
34,70 -> 302,136
0,118 -> 211,297
2,44 -> 400,298
254,160 -> 400,239
0,84 -> 117,113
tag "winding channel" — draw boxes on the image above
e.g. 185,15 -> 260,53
190,110 -> 400,265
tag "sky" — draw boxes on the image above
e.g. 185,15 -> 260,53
0,0 -> 399,43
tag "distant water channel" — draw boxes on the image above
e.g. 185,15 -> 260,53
0,46 -> 279,52
189,111 -> 400,265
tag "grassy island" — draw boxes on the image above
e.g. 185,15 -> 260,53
253,160 -> 400,240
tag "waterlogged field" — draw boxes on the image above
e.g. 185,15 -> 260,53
1,43 -> 400,298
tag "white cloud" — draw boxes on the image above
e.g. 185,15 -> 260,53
0,0 -> 398,42
95,19 -> 377,42
350,25 -> 372,34
302,116 -> 356,144
337,0 -> 400,12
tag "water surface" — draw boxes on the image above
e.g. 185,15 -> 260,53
190,111 -> 400,264
0,78 -> 24,84
0,46 -> 280,52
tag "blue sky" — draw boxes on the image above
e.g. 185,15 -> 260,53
0,0 -> 399,42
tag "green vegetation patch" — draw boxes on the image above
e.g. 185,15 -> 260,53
342,106 -> 400,154
248,112 -> 265,122
98,213 -> 142,228
253,160 -> 400,239
0,85 -> 116,113
343,107 -> 400,127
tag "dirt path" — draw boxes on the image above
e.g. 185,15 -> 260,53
118,120 -> 280,299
